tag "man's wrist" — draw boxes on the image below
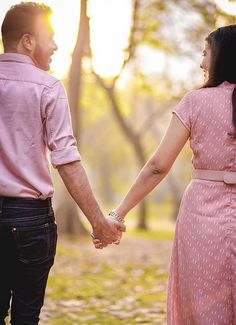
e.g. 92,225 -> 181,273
91,214 -> 106,230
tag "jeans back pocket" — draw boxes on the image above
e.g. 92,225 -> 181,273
12,222 -> 57,265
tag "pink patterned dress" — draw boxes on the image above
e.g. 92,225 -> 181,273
168,81 -> 236,324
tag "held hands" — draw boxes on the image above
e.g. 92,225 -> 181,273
91,213 -> 126,249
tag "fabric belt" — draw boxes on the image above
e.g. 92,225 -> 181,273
192,169 -> 236,184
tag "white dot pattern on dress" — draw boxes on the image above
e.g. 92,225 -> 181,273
168,81 -> 236,325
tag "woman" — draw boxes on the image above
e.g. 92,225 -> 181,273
94,25 -> 236,324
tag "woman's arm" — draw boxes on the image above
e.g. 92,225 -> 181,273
114,114 -> 190,218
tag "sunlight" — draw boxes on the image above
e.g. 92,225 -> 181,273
0,0 -> 196,83
88,0 -> 133,77
48,0 -> 80,78
215,0 -> 236,15
48,0 -> 133,78
0,0 -> 132,79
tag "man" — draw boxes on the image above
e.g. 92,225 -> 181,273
0,2 -> 125,324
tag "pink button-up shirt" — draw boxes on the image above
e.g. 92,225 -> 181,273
0,53 -> 81,199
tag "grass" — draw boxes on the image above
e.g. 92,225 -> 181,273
40,229 -> 173,324
41,202 -> 175,324
45,260 -> 169,324
128,227 -> 174,241
7,201 -> 176,325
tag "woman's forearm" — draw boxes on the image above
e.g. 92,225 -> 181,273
114,161 -> 168,218
113,115 -> 190,219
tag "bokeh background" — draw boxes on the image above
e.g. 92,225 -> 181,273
1,1 -> 236,324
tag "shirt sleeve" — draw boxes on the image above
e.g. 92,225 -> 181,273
172,92 -> 193,132
42,81 -> 81,168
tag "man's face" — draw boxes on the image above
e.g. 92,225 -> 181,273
31,15 -> 57,71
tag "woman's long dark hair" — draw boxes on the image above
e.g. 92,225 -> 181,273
203,25 -> 236,132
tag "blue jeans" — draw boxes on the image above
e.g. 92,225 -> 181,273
0,197 -> 57,325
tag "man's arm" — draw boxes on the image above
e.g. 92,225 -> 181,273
43,81 -> 125,245
57,161 -> 125,245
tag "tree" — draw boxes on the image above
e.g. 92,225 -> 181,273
55,0 -> 236,233
92,0 -> 235,224
54,0 -> 90,235
91,0 -> 151,229
0,39 -> 3,53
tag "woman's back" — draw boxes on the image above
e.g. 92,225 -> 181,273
169,81 -> 236,325
173,81 -> 236,171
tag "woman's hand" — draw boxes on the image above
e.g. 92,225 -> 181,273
91,217 -> 125,249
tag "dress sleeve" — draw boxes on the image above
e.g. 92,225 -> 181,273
42,81 -> 81,168
172,92 -> 193,132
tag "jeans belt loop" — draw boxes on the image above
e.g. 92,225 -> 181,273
192,169 -> 236,184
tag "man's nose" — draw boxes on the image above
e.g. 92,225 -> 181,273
53,39 -> 58,51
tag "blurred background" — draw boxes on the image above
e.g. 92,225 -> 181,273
1,1 -> 236,324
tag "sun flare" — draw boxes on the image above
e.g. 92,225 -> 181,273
215,0 -> 236,15
49,0 -> 132,78
88,0 -> 132,78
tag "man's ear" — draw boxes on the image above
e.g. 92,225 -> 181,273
21,34 -> 35,52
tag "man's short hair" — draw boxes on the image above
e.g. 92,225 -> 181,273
1,2 -> 52,50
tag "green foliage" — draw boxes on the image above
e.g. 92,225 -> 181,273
63,0 -> 235,230
81,75 -> 111,123
129,228 -> 174,241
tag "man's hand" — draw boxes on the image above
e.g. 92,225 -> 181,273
92,217 -> 126,249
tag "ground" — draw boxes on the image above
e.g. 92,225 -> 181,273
40,235 -> 173,325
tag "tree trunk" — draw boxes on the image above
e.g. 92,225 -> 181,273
91,0 -> 150,229
167,172 -> 182,221
135,138 -> 148,230
53,178 -> 88,236
55,0 -> 90,235
68,0 -> 90,139
108,87 -> 148,229
137,200 -> 148,229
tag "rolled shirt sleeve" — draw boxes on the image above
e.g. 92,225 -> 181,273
42,81 -> 81,167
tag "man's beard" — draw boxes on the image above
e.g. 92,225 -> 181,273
33,44 -> 50,71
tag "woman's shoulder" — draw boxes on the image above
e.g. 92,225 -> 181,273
185,81 -> 235,101
183,85 -> 222,104
177,89 -> 204,107
186,87 -> 210,98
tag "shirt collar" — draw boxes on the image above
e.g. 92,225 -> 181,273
0,53 -> 36,66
